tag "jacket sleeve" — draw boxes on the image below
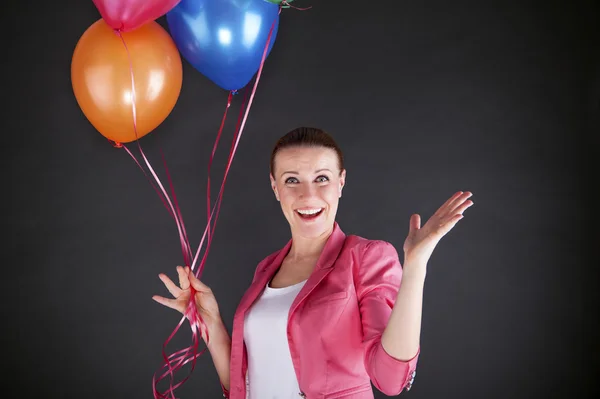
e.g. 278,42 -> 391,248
354,240 -> 420,395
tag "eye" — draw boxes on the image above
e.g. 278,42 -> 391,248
315,175 -> 329,183
285,177 -> 299,184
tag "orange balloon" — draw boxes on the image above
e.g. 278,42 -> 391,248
71,19 -> 183,143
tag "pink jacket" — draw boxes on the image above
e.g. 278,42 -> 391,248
222,223 -> 419,398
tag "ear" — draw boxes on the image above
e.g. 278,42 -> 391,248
338,169 -> 346,198
270,174 -> 280,201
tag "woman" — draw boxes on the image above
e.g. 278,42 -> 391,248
153,127 -> 474,398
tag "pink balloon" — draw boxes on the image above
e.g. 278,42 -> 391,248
92,0 -> 181,32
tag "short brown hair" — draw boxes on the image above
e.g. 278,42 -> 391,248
270,127 -> 344,175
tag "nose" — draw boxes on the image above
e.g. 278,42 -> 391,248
298,182 -> 317,199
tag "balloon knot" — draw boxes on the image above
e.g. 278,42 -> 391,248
231,89 -> 238,95
111,140 -> 123,148
281,1 -> 312,10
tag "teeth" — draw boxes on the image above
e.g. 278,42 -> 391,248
297,208 -> 322,215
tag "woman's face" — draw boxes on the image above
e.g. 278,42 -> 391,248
270,146 -> 346,239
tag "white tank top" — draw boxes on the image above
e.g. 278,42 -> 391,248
243,278 -> 308,399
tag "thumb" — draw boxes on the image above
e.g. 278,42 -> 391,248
409,214 -> 421,233
189,272 -> 212,293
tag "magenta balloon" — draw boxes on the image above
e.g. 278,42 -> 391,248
92,0 -> 181,32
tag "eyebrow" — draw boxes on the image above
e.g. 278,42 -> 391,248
280,168 -> 332,178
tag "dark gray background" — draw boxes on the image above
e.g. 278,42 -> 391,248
3,0 -> 599,398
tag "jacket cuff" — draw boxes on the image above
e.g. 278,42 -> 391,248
372,342 -> 420,394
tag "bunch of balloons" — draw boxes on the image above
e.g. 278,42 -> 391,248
71,0 -> 283,144
71,1 -> 298,397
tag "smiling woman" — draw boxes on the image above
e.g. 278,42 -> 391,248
153,126 -> 474,398
269,127 -> 347,241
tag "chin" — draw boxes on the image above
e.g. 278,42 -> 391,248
295,224 -> 331,238
288,211 -> 335,239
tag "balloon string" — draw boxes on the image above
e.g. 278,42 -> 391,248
150,88 -> 250,399
110,10 -> 278,397
111,30 -> 196,398
119,145 -> 193,266
114,30 -> 194,268
161,148 -> 194,266
150,83 -> 249,398
151,90 -> 243,399
190,7 -> 280,278
196,88 -> 250,280
154,11 -> 279,397
206,91 -> 234,255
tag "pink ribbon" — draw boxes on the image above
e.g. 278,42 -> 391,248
110,7 -> 280,397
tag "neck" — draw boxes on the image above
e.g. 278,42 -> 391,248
288,224 -> 335,261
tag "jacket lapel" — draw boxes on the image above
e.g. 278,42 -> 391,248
231,223 -> 348,394
236,222 -> 347,318
290,222 -> 346,315
236,239 -> 292,314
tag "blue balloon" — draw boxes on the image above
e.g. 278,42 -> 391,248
166,0 -> 280,91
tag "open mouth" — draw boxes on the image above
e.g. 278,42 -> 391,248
295,208 -> 324,220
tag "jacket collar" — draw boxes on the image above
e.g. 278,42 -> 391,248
236,222 -> 347,314
259,221 -> 346,275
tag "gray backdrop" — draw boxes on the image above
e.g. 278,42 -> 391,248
4,1 -> 599,398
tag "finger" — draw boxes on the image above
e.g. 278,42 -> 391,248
449,213 -> 465,227
438,191 -> 464,213
437,191 -> 472,217
152,295 -> 183,313
433,192 -> 462,217
177,266 -> 191,290
453,199 -> 474,216
448,192 -> 473,213
409,214 -> 421,233
158,273 -> 182,298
